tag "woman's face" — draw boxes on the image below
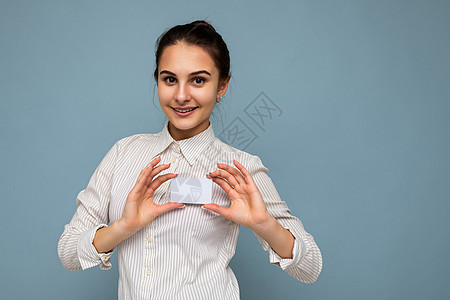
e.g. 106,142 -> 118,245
157,43 -> 229,141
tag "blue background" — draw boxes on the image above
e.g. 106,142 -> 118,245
1,1 -> 449,299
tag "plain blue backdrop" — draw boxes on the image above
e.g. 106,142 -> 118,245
1,1 -> 449,299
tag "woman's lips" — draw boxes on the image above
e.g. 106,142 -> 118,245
172,106 -> 198,117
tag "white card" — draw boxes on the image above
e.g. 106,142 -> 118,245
170,177 -> 212,204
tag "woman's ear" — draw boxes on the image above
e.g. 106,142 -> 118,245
216,74 -> 231,99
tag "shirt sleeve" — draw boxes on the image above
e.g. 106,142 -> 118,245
57,142 -> 118,271
245,155 -> 323,283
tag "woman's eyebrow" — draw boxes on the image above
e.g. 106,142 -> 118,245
159,70 -> 176,76
159,70 -> 211,76
190,70 -> 211,76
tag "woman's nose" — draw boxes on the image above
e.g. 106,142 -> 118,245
175,84 -> 190,102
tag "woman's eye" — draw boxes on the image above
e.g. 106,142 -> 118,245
164,77 -> 176,84
193,78 -> 205,85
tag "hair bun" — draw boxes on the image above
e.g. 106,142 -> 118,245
191,20 -> 217,32
154,20 -> 230,81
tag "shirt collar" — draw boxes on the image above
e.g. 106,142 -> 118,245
154,121 -> 216,166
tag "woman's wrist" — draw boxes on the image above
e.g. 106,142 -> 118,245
93,219 -> 139,253
249,214 -> 278,237
250,215 -> 295,259
115,218 -> 142,238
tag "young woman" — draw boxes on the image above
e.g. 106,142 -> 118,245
58,20 -> 322,299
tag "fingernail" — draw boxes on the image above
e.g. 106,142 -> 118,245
201,205 -> 207,210
179,204 -> 186,209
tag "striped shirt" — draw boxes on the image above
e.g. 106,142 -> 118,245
58,121 -> 322,300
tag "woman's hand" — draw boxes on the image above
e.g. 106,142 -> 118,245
94,156 -> 183,253
118,156 -> 184,234
204,160 -> 295,259
204,160 -> 272,231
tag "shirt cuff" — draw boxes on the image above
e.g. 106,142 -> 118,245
268,229 -> 307,270
77,224 -> 114,270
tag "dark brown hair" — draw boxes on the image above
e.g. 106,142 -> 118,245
154,20 -> 230,82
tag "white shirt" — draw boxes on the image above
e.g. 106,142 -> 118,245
58,121 -> 322,300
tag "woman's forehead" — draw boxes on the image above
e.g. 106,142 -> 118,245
159,43 -> 218,75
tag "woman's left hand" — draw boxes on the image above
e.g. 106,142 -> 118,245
204,160 -> 273,230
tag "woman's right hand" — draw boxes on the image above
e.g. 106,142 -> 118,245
94,156 -> 183,253
118,156 -> 184,234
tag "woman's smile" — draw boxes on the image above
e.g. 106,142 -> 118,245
172,106 -> 198,117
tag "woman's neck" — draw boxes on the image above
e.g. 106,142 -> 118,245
167,120 -> 210,141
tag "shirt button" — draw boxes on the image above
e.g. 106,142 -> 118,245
146,268 -> 151,275
101,256 -> 109,262
161,182 -> 167,188
171,157 -> 177,163
146,236 -> 151,242
173,143 -> 179,149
